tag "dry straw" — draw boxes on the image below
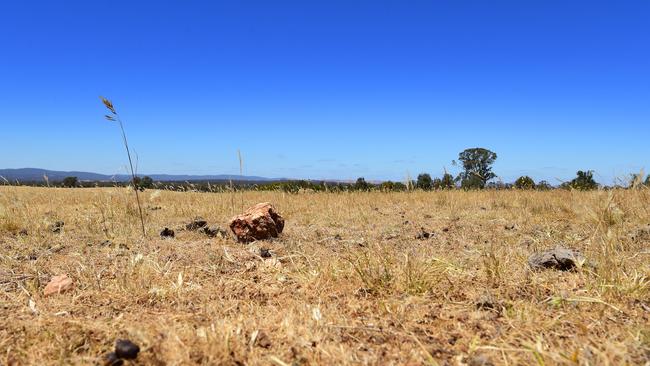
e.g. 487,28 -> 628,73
100,96 -> 146,237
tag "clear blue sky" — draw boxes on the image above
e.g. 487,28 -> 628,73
1,1 -> 648,184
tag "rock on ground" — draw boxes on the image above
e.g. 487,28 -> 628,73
50,221 -> 64,233
630,225 -> 650,242
160,227 -> 175,238
229,202 -> 285,243
186,217 -> 208,231
43,274 -> 74,296
200,225 -> 227,238
528,247 -> 585,271
114,339 -> 140,360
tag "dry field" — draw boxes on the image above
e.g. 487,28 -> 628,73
0,186 -> 649,365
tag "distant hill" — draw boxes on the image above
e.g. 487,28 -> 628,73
0,168 -> 282,183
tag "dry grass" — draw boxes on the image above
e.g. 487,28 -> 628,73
0,186 -> 648,365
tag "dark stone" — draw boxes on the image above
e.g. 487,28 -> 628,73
186,217 -> 208,231
415,227 -> 433,240
255,331 -> 272,348
200,225 -> 227,238
260,248 -> 272,258
114,339 -> 140,360
528,247 -> 585,271
103,352 -> 123,366
51,221 -> 64,233
476,293 -> 498,311
18,229 -> 28,236
160,227 -> 175,238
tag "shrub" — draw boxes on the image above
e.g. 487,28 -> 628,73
566,170 -> 598,190
62,176 -> 78,188
416,173 -> 433,191
514,176 -> 536,189
536,180 -> 552,190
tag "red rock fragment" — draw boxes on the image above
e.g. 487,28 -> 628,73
229,202 -> 284,243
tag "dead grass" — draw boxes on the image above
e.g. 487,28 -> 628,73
0,186 -> 648,365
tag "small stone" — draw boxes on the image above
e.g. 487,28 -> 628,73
160,227 -> 175,238
99,240 -> 112,247
255,331 -> 272,348
476,293 -> 498,311
415,227 -> 432,240
103,352 -> 123,366
186,217 -> 208,231
260,248 -> 272,258
43,274 -> 74,296
200,225 -> 227,238
630,225 -> 650,242
51,221 -> 64,233
114,339 -> 140,360
504,224 -> 516,230
229,203 -> 284,243
528,247 -> 585,271
18,229 -> 28,236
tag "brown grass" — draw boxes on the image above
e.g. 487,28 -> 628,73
0,186 -> 648,365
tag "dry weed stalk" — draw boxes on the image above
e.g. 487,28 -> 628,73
100,97 -> 146,237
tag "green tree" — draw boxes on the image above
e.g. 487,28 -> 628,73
536,180 -> 552,190
393,182 -> 407,191
354,177 -> 371,191
514,176 -> 536,189
441,173 -> 455,189
62,176 -> 78,188
460,175 -> 484,190
568,170 -> 598,190
432,178 -> 442,190
646,175 -> 650,186
416,173 -> 433,190
380,181 -> 395,192
132,176 -> 154,191
140,176 -> 154,189
456,148 -> 497,189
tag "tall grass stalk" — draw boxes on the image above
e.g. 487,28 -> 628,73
238,149 -> 244,211
100,97 -> 146,238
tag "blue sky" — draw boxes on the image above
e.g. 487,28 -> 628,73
1,1 -> 648,184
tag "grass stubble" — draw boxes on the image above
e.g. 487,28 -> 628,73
0,187 -> 648,365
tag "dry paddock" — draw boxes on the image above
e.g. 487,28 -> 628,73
0,186 -> 648,365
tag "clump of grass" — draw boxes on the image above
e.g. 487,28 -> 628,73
100,97 -> 146,237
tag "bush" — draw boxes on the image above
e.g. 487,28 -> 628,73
514,176 -> 536,189
536,180 -> 552,190
416,173 -> 433,191
354,177 -> 372,191
62,176 -> 78,188
565,170 -> 598,190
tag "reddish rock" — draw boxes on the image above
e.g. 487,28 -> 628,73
43,274 -> 74,296
229,202 -> 284,243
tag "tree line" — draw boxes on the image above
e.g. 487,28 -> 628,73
7,148 -> 650,192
